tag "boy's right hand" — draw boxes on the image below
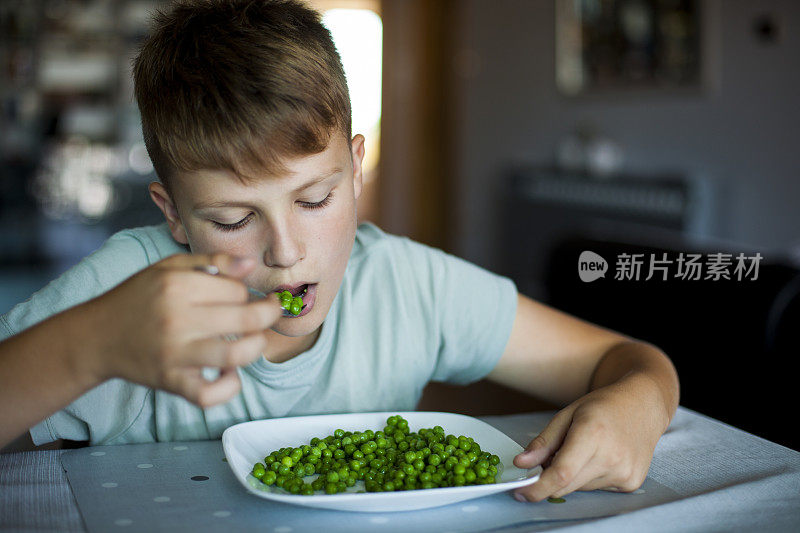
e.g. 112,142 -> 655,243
78,254 -> 282,408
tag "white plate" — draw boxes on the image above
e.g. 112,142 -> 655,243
222,411 -> 541,512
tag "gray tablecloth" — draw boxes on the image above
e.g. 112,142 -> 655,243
2,407 -> 799,532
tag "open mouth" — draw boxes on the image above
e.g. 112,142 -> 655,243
288,284 -> 308,297
274,283 -> 317,318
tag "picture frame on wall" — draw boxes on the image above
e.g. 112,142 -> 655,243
555,0 -> 720,96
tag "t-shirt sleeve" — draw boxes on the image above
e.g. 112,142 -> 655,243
0,230 -> 153,339
393,236 -> 518,386
0,230 -> 156,445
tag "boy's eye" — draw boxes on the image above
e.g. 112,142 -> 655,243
210,191 -> 334,232
299,191 -> 334,210
212,213 -> 252,232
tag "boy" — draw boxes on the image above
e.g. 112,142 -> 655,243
0,0 -> 678,503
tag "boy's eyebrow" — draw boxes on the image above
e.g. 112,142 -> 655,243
293,166 -> 343,192
193,167 -> 342,211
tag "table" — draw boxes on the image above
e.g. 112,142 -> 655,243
2,407 -> 799,532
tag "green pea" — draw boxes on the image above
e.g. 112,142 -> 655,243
251,414 -> 503,495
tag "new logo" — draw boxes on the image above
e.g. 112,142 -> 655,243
578,251 -> 608,282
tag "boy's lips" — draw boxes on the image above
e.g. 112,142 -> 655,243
273,282 -> 313,296
295,284 -> 315,317
272,283 -> 317,317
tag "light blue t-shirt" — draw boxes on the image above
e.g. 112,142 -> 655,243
0,222 -> 517,445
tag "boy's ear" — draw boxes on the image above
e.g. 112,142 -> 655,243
351,134 -> 365,200
148,182 -> 189,245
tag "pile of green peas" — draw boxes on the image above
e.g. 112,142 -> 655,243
250,415 -> 502,495
277,289 -> 305,316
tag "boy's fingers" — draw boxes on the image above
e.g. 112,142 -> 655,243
513,408 -> 573,469
182,271 -> 251,304
164,367 -> 203,405
195,367 -> 243,408
515,424 -> 598,502
158,253 -> 257,280
562,473 -> 621,495
177,333 -> 266,368
167,367 -> 242,408
544,461 -> 606,499
183,299 -> 283,341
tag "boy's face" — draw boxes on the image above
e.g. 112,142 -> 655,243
150,133 -> 365,340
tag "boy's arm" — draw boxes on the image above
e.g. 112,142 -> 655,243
486,293 -> 679,502
0,254 -> 283,449
0,301 -> 107,448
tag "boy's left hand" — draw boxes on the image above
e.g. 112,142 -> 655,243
511,377 -> 667,502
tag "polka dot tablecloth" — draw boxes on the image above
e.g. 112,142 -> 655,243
59,415 -> 680,533
5,409 -> 800,532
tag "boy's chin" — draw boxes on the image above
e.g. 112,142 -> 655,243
270,315 -> 321,337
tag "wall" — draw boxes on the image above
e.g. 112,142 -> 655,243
450,0 -> 800,272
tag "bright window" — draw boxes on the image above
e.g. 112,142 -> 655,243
319,7 -> 383,179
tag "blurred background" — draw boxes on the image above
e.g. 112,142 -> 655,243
1,0 -> 798,450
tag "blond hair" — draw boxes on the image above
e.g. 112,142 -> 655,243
132,0 -> 351,188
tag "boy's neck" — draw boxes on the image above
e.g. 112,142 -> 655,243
260,327 -> 322,364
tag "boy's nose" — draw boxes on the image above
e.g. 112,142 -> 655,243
262,223 -> 304,268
